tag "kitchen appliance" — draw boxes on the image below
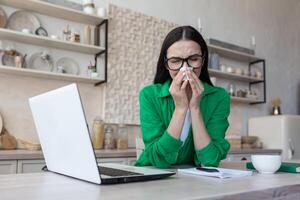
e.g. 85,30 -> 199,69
248,115 -> 300,160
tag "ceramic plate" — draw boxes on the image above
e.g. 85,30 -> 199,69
28,52 -> 54,71
0,6 -> 7,28
55,57 -> 80,75
0,112 -> 3,133
6,10 -> 41,33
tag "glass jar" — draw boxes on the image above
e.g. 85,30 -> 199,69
116,124 -> 128,149
104,125 -> 116,149
92,117 -> 104,149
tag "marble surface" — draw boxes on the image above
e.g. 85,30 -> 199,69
0,163 -> 300,200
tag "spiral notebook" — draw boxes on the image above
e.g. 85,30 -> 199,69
178,167 -> 253,179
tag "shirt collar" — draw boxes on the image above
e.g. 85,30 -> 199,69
158,79 -> 218,98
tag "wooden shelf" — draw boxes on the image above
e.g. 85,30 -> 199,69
208,69 -> 263,82
231,96 -> 261,104
207,44 -> 263,62
0,0 -> 106,25
0,28 -> 105,54
0,65 -> 104,84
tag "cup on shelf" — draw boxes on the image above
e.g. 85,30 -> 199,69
227,83 -> 236,97
22,28 -> 31,34
256,71 -> 262,79
220,64 -> 226,72
91,72 -> 98,78
226,66 -> 233,73
235,68 -> 242,75
242,68 -> 249,76
50,35 -> 59,40
83,3 -> 95,15
97,7 -> 106,18
82,0 -> 94,4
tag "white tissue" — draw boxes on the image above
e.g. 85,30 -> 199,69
180,66 -> 193,80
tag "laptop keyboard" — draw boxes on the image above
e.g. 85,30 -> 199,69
98,166 -> 143,177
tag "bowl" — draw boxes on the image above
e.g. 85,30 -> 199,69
251,155 -> 281,174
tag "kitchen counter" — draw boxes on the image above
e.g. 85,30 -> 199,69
0,149 -> 137,160
0,148 -> 281,160
0,162 -> 299,200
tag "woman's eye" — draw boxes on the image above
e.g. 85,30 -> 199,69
189,58 -> 199,61
170,59 -> 181,63
189,56 -> 201,61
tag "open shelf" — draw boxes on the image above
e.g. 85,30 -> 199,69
0,0 -> 106,25
0,28 -> 105,54
230,96 -> 261,104
207,44 -> 263,62
0,65 -> 104,84
208,69 -> 263,82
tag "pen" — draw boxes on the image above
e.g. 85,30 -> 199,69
196,167 -> 219,172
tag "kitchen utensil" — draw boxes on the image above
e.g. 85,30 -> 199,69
28,52 -> 54,71
35,26 -> 48,37
55,57 -> 79,75
251,155 -> 281,174
0,6 -> 7,28
7,10 -> 41,33
1,50 -> 23,67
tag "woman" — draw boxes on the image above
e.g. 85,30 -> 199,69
135,26 -> 230,169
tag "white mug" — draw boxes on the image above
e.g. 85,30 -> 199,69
50,35 -> 59,40
22,28 -> 31,34
97,7 -> 106,18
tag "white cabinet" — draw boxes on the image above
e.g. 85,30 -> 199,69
17,160 -> 46,173
97,158 -> 128,165
96,158 -> 137,165
0,161 -> 17,174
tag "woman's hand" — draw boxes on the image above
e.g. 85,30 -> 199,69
187,70 -> 204,110
169,71 -> 189,110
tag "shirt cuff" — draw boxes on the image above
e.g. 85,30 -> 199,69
195,141 -> 215,159
158,131 -> 183,153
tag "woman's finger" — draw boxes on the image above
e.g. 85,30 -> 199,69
180,79 -> 188,90
188,77 -> 198,94
174,71 -> 185,86
189,71 -> 204,91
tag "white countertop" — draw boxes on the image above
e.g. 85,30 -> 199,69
0,163 -> 299,200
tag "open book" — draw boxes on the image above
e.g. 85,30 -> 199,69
178,167 -> 253,179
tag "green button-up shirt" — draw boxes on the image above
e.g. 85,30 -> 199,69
135,79 -> 231,168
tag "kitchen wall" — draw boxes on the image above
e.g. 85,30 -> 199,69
0,0 -> 299,146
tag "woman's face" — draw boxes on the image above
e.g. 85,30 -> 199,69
166,40 -> 203,79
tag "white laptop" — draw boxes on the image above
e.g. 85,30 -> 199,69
29,83 -> 175,184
